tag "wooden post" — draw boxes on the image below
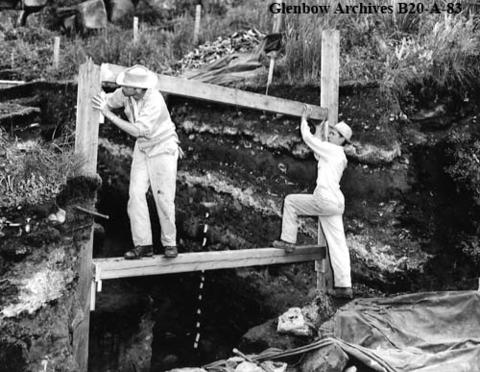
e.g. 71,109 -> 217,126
72,58 -> 101,371
193,4 -> 201,44
74,59 -> 101,176
266,0 -> 283,95
133,16 -> 139,43
320,30 -> 340,125
318,30 -> 340,292
53,36 -> 60,69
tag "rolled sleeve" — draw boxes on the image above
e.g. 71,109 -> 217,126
135,99 -> 163,139
105,88 -> 125,109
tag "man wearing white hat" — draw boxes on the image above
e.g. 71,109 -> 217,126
92,64 -> 180,259
273,105 -> 353,298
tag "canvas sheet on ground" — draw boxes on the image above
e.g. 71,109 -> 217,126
332,291 -> 480,371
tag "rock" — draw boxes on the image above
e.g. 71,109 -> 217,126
109,0 -> 135,22
235,361 -> 263,372
262,361 -> 287,372
345,141 -> 401,165
240,318 -> 304,352
277,307 -> 312,337
55,208 -> 66,224
77,0 -> 107,30
300,343 -> 348,372
47,207 -> 65,225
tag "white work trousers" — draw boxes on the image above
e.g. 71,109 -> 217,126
280,194 -> 352,287
128,143 -> 178,247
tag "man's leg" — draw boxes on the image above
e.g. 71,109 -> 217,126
127,144 -> 153,249
147,150 -> 178,248
280,194 -> 338,244
319,215 -> 351,288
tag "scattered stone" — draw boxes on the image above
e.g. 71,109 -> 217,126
235,361 -> 263,372
300,343 -> 348,372
47,208 -> 65,225
262,361 -> 287,372
56,208 -> 66,224
277,307 -> 312,337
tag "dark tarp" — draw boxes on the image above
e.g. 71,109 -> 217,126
331,291 -> 480,371
237,291 -> 480,372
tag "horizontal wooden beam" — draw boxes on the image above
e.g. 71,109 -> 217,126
93,246 -> 325,280
100,63 -> 327,120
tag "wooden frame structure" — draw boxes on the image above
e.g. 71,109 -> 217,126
73,29 -> 340,369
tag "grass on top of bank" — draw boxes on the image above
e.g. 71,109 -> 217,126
0,0 -> 479,106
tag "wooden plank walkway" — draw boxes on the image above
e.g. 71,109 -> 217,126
100,63 -> 328,121
93,245 -> 325,280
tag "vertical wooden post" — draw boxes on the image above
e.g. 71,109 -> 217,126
133,16 -> 139,43
320,30 -> 340,125
266,0 -> 283,95
272,0 -> 283,33
318,29 -> 340,292
53,36 -> 60,69
74,59 -> 101,176
193,4 -> 202,44
72,58 -> 101,371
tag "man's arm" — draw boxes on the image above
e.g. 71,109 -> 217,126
300,106 -> 335,158
133,96 -> 169,139
92,93 -> 142,138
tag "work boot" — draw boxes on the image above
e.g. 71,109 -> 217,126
329,287 -> 353,299
124,245 -> 153,259
164,246 -> 178,258
272,239 -> 296,253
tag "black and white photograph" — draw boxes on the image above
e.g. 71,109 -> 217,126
0,0 -> 479,371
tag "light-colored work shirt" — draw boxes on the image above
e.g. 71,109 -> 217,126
106,88 -> 179,157
300,119 -> 347,205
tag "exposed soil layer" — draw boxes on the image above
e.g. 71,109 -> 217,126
1,81 -> 479,371
0,176 -> 100,372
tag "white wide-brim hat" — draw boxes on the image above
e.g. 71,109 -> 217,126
334,121 -> 353,143
116,64 -> 157,89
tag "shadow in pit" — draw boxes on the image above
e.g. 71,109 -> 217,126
89,185 -> 281,372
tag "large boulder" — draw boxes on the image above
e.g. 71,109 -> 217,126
77,0 -> 107,29
108,0 -> 134,22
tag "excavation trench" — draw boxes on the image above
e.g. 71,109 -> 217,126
90,180 -> 318,372
2,82 -> 479,371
